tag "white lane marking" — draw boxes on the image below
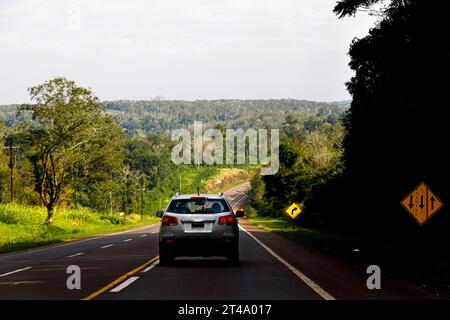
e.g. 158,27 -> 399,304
239,225 -> 335,300
142,259 -> 159,273
234,196 -> 247,206
123,238 -> 133,242
0,223 -> 160,260
233,192 -> 246,200
139,234 -> 148,238
100,244 -> 114,249
223,182 -> 251,194
67,252 -> 84,258
106,224 -> 159,236
0,267 -> 31,278
232,194 -> 247,208
230,196 -> 241,202
151,231 -> 159,234
0,280 -> 45,286
110,276 -> 140,293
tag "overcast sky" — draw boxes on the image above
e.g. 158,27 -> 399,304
0,0 -> 376,104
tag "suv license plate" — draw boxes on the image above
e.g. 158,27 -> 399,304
192,223 -> 204,228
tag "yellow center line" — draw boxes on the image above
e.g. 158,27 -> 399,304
81,255 -> 159,300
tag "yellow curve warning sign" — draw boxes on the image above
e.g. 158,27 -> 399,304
286,202 -> 302,220
401,182 -> 444,225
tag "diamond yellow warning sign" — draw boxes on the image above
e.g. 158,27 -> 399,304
286,202 -> 302,220
401,182 -> 443,225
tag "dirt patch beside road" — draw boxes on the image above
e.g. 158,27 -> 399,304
206,168 -> 251,193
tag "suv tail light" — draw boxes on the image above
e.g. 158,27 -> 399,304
162,215 -> 178,226
218,215 -> 234,225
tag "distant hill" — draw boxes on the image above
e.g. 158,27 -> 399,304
0,99 -> 349,134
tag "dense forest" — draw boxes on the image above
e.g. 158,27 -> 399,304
103,99 -> 348,134
1,99 -> 349,134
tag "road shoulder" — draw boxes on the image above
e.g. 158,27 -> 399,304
240,219 -> 439,300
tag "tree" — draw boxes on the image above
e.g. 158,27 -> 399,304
334,0 -> 388,18
333,0 -> 449,235
18,78 -> 125,224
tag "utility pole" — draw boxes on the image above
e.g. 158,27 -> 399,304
3,145 -> 19,202
140,187 -> 144,214
109,191 -> 113,214
139,178 -> 146,215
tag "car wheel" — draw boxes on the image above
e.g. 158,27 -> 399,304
159,249 -> 174,266
228,246 -> 239,265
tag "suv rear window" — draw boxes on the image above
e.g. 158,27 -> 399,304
167,198 -> 231,214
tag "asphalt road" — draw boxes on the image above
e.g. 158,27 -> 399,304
0,182 -> 437,300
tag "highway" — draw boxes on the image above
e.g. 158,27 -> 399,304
0,182 -> 437,300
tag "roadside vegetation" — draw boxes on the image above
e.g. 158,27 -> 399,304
249,215 -> 356,259
0,204 -> 159,254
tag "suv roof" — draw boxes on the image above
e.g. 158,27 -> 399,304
171,193 -> 225,200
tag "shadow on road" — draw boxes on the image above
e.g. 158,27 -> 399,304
162,257 -> 240,268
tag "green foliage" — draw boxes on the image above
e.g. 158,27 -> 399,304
333,0 -> 383,18
0,203 -> 159,254
1,100 -> 349,134
248,119 -> 345,224
87,99 -> 348,134
250,214 -> 357,258
16,78 -> 125,223
247,173 -> 266,215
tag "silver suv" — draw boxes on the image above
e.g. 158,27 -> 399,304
156,193 -> 244,266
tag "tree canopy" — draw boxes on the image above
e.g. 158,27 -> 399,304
17,78 -> 125,223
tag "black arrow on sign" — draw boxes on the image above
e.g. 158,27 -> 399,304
291,207 -> 298,216
409,195 -> 414,209
419,195 -> 424,209
430,196 -> 435,210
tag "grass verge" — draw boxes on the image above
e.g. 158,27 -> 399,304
248,215 -> 358,260
0,204 -> 159,254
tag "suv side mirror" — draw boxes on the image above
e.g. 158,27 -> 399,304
235,210 -> 245,218
156,211 -> 164,218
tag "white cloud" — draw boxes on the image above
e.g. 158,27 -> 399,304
0,0 -> 376,103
